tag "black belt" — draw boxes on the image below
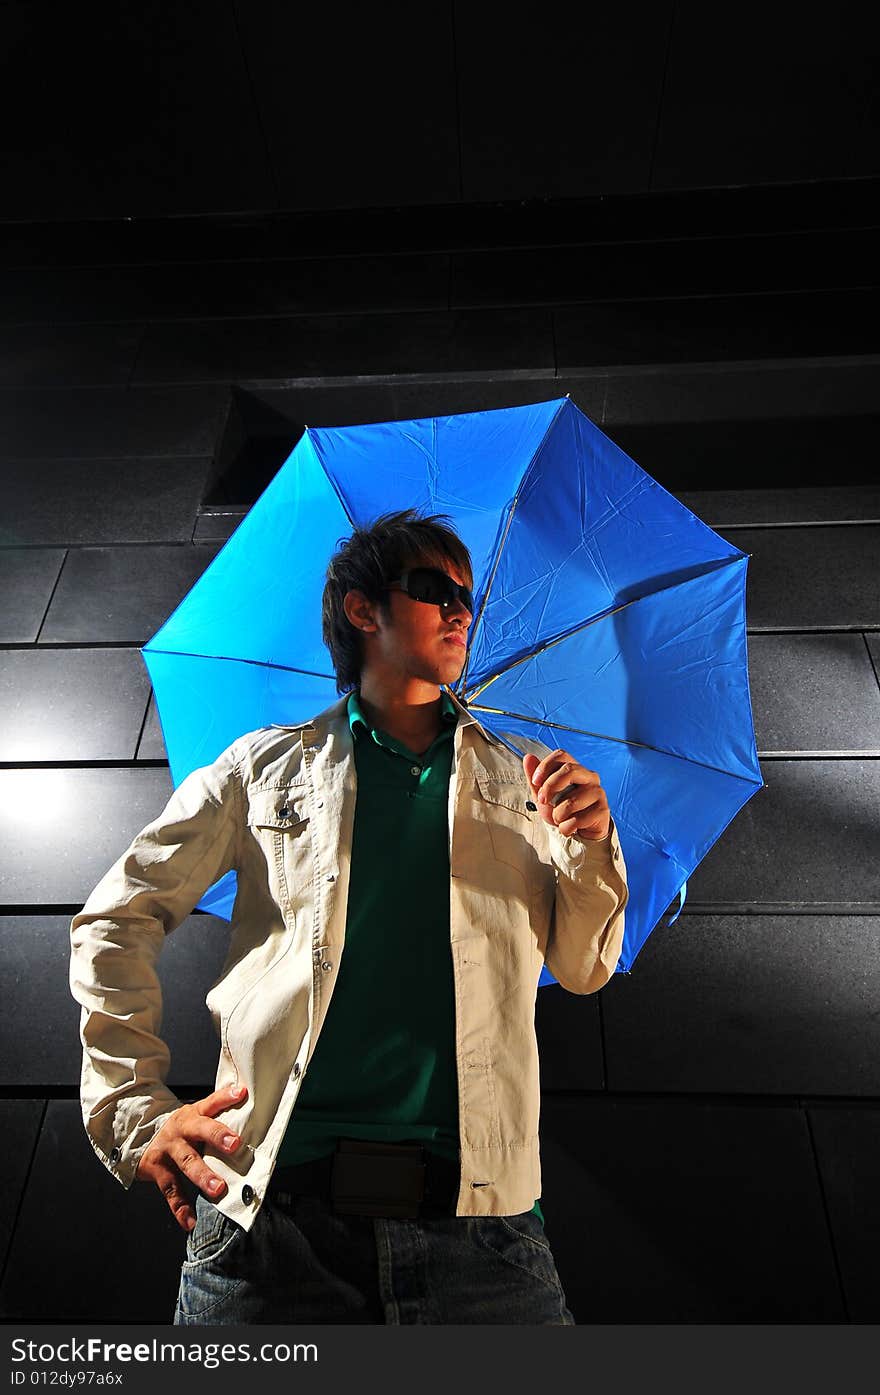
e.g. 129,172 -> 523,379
268,1137 -> 460,1220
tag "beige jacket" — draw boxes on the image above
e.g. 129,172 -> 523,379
69,691 -> 628,1232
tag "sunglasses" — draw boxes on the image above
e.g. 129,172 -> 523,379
385,567 -> 474,616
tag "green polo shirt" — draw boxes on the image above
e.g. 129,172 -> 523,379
276,688 -> 544,1226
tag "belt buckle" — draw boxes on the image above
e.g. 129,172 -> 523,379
330,1139 -> 426,1219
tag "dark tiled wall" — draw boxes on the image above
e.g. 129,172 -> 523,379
1,180 -> 879,1324
1,2 -> 878,218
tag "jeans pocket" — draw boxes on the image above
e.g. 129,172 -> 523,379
176,1201 -> 250,1323
474,1212 -> 564,1294
496,1211 -> 554,1255
183,1195 -> 244,1268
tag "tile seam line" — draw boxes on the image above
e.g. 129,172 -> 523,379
802,1104 -> 852,1320
0,1097 -> 47,1298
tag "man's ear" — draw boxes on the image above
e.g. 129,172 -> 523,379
342,589 -> 378,633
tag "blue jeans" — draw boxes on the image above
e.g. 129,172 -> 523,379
174,1192 -> 576,1325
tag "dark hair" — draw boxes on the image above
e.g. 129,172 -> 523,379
322,508 -> 474,693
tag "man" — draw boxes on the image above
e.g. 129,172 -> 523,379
70,509 -> 628,1324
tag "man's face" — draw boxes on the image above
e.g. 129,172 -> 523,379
364,558 -> 473,689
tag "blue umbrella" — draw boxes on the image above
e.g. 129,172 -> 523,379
142,396 -> 763,977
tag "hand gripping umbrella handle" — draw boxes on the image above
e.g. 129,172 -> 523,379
485,731 -> 583,809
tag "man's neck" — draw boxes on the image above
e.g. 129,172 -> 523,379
356,677 -> 445,755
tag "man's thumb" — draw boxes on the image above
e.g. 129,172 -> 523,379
523,753 -> 539,786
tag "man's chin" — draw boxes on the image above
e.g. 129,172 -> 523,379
415,656 -> 466,687
444,653 -> 467,681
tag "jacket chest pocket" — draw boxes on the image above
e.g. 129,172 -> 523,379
246,785 -> 313,906
454,773 -> 540,902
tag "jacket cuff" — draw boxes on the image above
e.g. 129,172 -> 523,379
550,814 -> 622,877
94,1102 -> 181,1189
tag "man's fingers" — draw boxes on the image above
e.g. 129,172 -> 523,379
551,787 -> 602,822
136,1100 -> 242,1221
180,1113 -> 243,1158
528,750 -> 597,794
152,1162 -> 196,1232
522,753 -> 540,785
168,1139 -> 228,1200
524,749 -> 610,838
541,761 -> 598,801
196,1082 -> 248,1117
526,748 -> 567,792
549,781 -> 579,808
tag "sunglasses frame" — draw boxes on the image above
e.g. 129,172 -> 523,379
385,567 -> 474,616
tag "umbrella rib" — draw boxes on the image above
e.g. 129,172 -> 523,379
460,399 -> 566,694
469,704 -> 762,787
142,647 -> 336,681
463,553 -> 746,703
308,429 -> 358,534
464,599 -> 632,702
461,501 -> 519,694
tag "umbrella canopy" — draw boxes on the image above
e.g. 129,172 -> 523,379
142,396 -> 763,976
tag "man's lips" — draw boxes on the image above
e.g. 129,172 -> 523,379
444,634 -> 467,649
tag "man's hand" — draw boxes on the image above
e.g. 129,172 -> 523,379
135,1082 -> 248,1231
523,749 -> 611,842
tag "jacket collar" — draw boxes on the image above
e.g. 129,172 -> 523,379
300,686 -> 507,756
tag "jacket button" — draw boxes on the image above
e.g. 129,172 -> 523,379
326,873 -> 336,882
293,1062 -> 301,1078
109,1147 -> 121,1164
321,960 -> 332,971
241,1184 -> 255,1205
278,806 -> 290,818
526,800 -> 537,811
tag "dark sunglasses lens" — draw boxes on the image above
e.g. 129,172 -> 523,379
410,569 -> 472,613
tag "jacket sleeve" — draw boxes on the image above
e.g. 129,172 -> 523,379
543,815 -> 629,994
511,732 -> 629,994
69,739 -> 244,1189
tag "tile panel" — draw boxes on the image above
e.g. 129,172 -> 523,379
685,759 -> 880,909
0,549 -> 66,642
40,543 -> 221,644
602,914 -> 880,1095
653,1 -> 880,189
0,0 -> 273,221
746,634 -> 880,754
0,648 -> 151,761
235,0 -> 460,211
0,914 -> 231,1089
0,766 -> 174,906
539,1095 -> 844,1321
132,308 -> 556,385
808,1104 -> 880,1322
0,458 -> 211,546
455,3 -> 669,200
0,1101 -> 185,1322
0,387 -> 227,460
